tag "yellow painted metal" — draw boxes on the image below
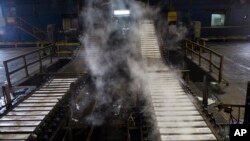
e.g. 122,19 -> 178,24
55,42 -> 80,57
182,39 -> 228,85
0,41 -> 80,57
0,41 -> 49,48
56,42 -> 80,46
168,11 -> 177,22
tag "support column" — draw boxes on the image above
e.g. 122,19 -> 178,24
244,81 -> 250,124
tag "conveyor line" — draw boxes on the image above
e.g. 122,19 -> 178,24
140,20 -> 217,141
0,77 -> 78,140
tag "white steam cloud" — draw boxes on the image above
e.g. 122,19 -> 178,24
164,24 -> 187,49
77,2 -> 188,140
79,0 -> 151,126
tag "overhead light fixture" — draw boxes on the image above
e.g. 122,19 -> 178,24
114,10 -> 130,16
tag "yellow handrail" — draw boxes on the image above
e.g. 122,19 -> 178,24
182,39 -> 227,84
55,42 -> 81,57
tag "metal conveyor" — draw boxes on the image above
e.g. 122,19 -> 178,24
0,77 -> 80,140
140,20 -> 217,141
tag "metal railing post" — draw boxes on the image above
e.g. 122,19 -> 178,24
23,56 -> 29,77
185,47 -> 188,56
184,41 -> 188,56
50,46 -> 53,63
199,46 -> 201,65
219,56 -> 224,83
184,39 -> 227,85
57,45 -> 60,57
203,40 -> 206,47
191,43 -> 194,60
203,76 -> 208,108
3,61 -> 12,108
36,42 -> 39,48
2,85 -> 12,108
38,50 -> 43,69
209,51 -> 212,72
3,61 -> 12,87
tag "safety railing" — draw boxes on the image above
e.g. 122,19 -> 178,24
182,39 -> 226,84
0,41 -> 49,48
55,42 -> 80,57
216,103 -> 245,124
3,44 -> 55,88
202,102 -> 245,140
196,38 -> 207,47
0,41 -> 80,56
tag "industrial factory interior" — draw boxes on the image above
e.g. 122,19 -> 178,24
1,0 -> 250,140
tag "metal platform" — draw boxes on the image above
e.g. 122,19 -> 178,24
140,21 -> 217,141
0,77 -> 78,140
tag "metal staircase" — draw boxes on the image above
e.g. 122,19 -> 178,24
15,17 -> 48,41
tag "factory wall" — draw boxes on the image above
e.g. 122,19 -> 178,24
161,0 -> 250,37
0,0 -> 250,41
0,0 -> 78,42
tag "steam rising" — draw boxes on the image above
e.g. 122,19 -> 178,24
164,25 -> 187,49
78,1 -> 187,138
79,0 -> 149,126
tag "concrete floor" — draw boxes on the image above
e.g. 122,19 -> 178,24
208,41 -> 250,87
207,41 -> 250,105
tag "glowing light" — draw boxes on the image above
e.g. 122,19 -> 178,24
114,10 -> 130,16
